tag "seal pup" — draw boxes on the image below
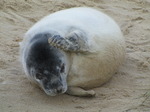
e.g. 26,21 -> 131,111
20,7 -> 125,97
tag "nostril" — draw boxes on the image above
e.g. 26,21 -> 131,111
56,88 -> 62,94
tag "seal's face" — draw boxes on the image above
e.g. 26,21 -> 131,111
25,33 -> 68,96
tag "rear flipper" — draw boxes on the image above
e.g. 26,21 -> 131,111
66,86 -> 96,97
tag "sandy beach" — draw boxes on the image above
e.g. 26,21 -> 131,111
0,0 -> 150,112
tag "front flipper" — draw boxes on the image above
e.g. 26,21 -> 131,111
48,30 -> 89,53
66,86 -> 96,97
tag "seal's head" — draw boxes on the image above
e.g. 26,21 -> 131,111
25,33 -> 68,96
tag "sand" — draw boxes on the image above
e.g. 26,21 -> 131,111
0,0 -> 150,112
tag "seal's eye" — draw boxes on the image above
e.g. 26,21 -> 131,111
36,73 -> 43,80
60,63 -> 65,73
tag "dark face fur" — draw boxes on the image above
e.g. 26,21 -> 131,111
25,33 -> 67,96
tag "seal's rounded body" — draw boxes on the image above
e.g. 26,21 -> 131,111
20,7 -> 125,96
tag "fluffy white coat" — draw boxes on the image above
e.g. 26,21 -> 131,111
20,7 -> 125,89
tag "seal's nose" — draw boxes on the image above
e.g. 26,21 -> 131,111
51,80 -> 66,94
56,88 -> 63,94
53,87 -> 63,94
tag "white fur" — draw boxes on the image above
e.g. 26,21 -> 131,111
21,7 -> 125,89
